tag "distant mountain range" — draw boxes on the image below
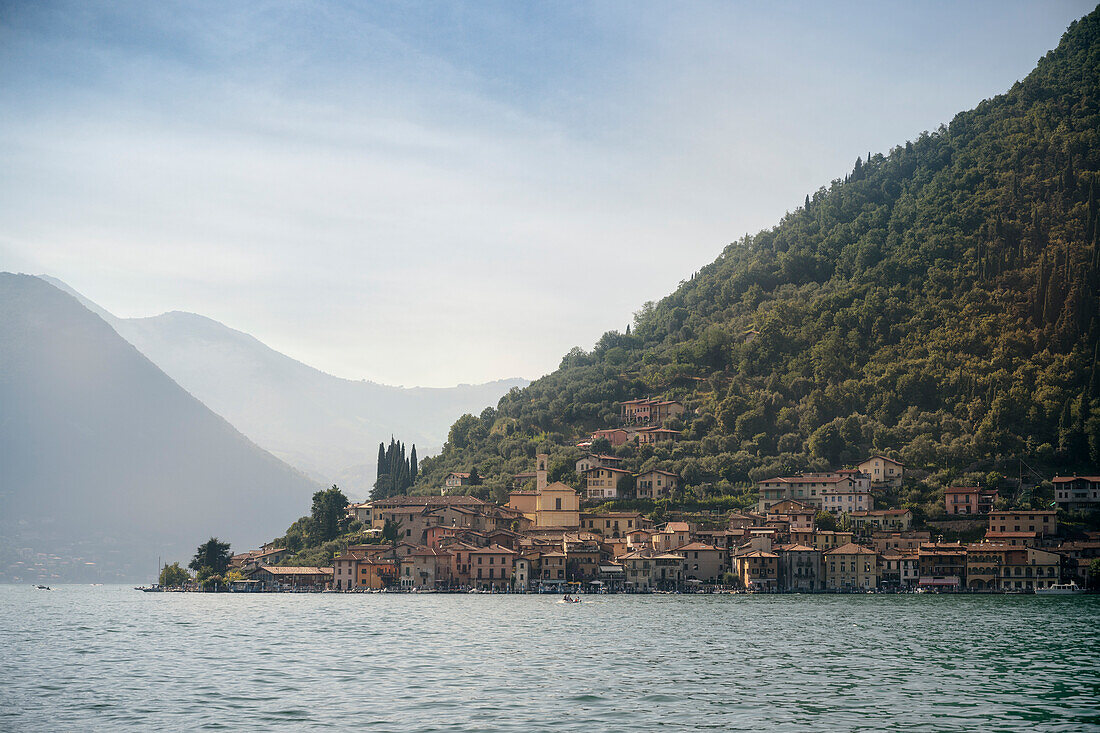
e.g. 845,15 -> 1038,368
0,273 -> 319,581
40,276 -> 528,496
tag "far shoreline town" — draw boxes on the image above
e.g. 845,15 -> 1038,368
151,397 -> 1100,595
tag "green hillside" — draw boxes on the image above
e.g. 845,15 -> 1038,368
415,9 -> 1100,516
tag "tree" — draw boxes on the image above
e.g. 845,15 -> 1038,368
468,466 -> 481,486
808,423 -> 844,465
159,562 -> 190,587
591,437 -> 613,454
410,445 -> 418,484
189,537 -> 231,575
311,485 -> 350,543
1089,558 -> 1100,590
195,566 -> 221,592
814,511 -> 837,532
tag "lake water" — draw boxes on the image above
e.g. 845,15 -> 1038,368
1,586 -> 1097,731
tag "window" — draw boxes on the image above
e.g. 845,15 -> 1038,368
556,498 -> 562,510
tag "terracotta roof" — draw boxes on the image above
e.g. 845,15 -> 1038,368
581,466 -> 632,475
738,550 -> 779,558
1052,476 -> 1100,483
259,565 -> 333,575
465,544 -> 518,555
861,455 -> 905,466
663,522 -> 691,532
779,544 -> 818,552
369,495 -> 488,508
674,542 -> 721,552
637,469 -> 680,478
825,543 -> 878,556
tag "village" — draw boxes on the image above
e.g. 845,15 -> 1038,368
223,399 -> 1100,595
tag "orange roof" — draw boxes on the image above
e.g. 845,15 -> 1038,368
674,542 -> 721,552
825,543 -> 877,556
258,565 -> 333,575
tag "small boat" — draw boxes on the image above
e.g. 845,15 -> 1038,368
35,585 -> 51,590
1035,582 -> 1085,595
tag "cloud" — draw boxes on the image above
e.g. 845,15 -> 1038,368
0,0 -> 1093,385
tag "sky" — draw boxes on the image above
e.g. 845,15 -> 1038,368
0,1 -> 1094,387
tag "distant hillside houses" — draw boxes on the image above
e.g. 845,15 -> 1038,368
575,397 -> 686,450
619,397 -> 685,425
1053,476 -> 1100,512
857,455 -> 904,488
757,467 -> 875,513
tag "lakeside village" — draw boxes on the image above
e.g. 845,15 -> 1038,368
172,397 -> 1100,596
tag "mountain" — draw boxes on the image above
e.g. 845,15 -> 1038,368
40,276 -> 528,496
0,274 -> 320,581
415,9 -> 1100,514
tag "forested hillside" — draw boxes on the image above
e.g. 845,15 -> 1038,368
416,9 -> 1100,514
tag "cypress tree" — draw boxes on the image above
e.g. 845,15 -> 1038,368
410,445 -> 418,485
376,443 -> 385,480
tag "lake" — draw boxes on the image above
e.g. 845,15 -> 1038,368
1,586 -> 1097,731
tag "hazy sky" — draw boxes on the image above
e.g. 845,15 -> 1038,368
1,1 -> 1093,386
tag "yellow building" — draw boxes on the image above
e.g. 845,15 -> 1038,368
824,543 -> 879,590
537,482 -> 580,528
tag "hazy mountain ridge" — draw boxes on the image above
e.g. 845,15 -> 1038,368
40,276 -> 528,495
0,273 -> 320,581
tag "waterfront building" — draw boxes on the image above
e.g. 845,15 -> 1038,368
824,543 -> 879,591
619,550 -> 654,591
514,554 -> 534,591
675,542 -> 726,583
539,551 -> 568,586
251,565 -> 333,591
734,550 -> 779,591
651,553 -> 685,590
776,544 -> 823,592
917,543 -> 967,586
399,547 -> 454,590
1051,540 -> 1100,584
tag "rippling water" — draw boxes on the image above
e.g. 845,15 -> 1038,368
1,586 -> 1097,731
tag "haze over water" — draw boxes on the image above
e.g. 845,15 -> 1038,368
2,586 -> 1097,731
